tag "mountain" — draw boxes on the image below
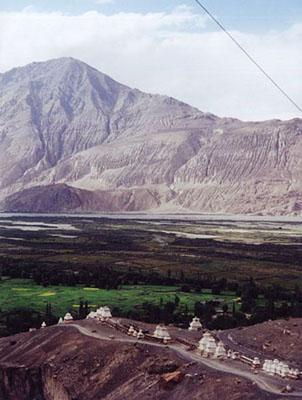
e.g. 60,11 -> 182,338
0,57 -> 301,215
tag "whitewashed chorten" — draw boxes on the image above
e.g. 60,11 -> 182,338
198,332 -> 213,352
188,317 -> 202,331
153,325 -> 171,342
102,306 -> 112,319
128,326 -> 135,336
203,337 -> 217,357
214,341 -> 226,359
137,329 -> 144,340
64,312 -> 73,323
86,311 -> 97,319
96,307 -> 105,320
252,357 -> 261,369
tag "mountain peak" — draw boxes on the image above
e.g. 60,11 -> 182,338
5,56 -> 92,73
1,59 -> 301,215
26,57 -> 101,73
0,57 -> 120,92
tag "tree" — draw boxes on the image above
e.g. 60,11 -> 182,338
222,304 -> 228,314
79,300 -> 86,319
45,302 -> 52,324
232,302 -> 236,317
194,301 -> 205,319
211,284 -> 221,296
162,302 -> 176,324
180,270 -> 185,282
84,301 -> 89,317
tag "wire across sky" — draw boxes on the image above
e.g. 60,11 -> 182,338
194,0 -> 302,114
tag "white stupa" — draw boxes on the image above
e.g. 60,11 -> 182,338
263,360 -> 272,374
269,360 -> 276,375
96,307 -> 105,320
102,306 -> 112,319
227,349 -> 233,358
41,321 -> 46,329
263,360 -> 269,372
263,359 -> 294,378
214,341 -> 226,359
128,326 -> 135,336
154,325 -> 163,338
64,312 -> 73,323
58,317 -> 64,324
279,363 -> 290,378
263,359 -> 279,376
198,332 -> 213,352
188,317 -> 202,331
96,306 -> 112,320
276,360 -> 284,376
273,359 -> 281,375
203,337 -> 217,357
153,325 -> 171,342
288,368 -> 300,379
252,357 -> 261,369
137,329 -> 144,340
86,311 -> 97,319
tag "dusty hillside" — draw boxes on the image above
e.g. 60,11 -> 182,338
0,323 -> 274,400
0,58 -> 302,215
226,318 -> 302,369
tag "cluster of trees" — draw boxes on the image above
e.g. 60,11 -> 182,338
0,302 -> 57,337
119,278 -> 302,330
1,258 -> 302,335
0,281 -> 301,336
0,258 -> 240,292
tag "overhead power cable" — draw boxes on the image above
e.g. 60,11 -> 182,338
193,0 -> 302,114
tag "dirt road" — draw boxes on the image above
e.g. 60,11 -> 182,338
63,323 -> 302,398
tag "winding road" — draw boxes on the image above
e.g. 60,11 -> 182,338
218,330 -> 264,359
62,323 -> 302,398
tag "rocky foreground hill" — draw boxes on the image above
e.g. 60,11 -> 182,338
0,58 -> 301,215
0,319 -> 289,400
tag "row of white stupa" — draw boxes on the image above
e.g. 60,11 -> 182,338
189,317 -> 226,359
39,312 -> 73,328
262,359 -> 300,379
43,313 -> 300,380
128,317 -> 201,343
152,318 -> 200,343
198,331 -> 300,379
39,307 -> 113,328
128,325 -> 171,342
127,325 -> 145,340
86,306 -> 112,320
58,307 -> 113,325
58,312 -> 74,324
198,331 -> 227,359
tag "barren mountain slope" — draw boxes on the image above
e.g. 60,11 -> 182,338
226,318 -> 302,369
0,58 -> 301,214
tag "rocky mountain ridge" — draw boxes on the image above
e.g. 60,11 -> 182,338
0,57 -> 301,215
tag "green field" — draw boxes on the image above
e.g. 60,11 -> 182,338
0,278 -> 237,317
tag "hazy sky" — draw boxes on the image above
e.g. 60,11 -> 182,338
0,0 -> 302,120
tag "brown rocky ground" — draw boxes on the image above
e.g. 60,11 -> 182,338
0,323 -> 275,400
227,318 -> 302,369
